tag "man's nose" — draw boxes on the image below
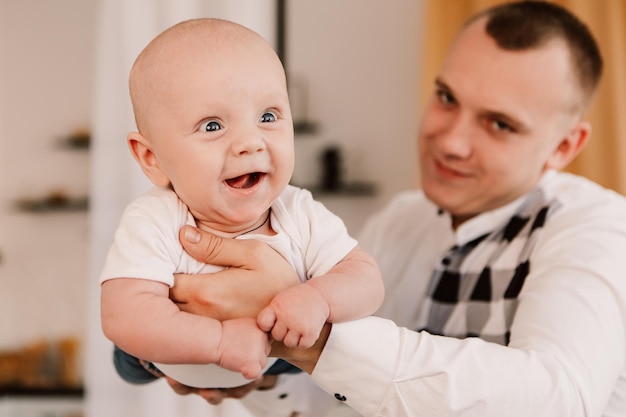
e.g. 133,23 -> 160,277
434,113 -> 474,159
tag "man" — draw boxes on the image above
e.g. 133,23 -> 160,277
172,1 -> 626,415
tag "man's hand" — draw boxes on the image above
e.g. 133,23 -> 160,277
165,374 -> 279,405
258,283 -> 330,348
174,225 -> 330,376
171,226 -> 300,320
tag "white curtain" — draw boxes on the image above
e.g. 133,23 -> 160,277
84,1 -> 283,416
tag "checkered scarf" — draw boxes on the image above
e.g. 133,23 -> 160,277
420,188 -> 559,345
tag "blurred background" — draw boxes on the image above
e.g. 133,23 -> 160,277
0,0 -> 623,416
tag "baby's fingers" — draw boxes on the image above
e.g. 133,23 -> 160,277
257,306 -> 277,332
282,330 -> 302,348
296,331 -> 318,349
269,320 -> 289,343
240,362 -> 264,380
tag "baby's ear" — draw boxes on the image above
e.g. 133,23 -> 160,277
127,131 -> 170,187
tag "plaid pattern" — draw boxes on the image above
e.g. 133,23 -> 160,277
420,188 -> 560,345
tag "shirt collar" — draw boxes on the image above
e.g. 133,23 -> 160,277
441,170 -> 556,246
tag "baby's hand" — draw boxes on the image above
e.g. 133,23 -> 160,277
257,283 -> 329,348
217,317 -> 271,379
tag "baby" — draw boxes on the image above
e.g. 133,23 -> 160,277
99,18 -> 384,388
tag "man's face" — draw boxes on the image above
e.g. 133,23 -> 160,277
418,19 -> 582,226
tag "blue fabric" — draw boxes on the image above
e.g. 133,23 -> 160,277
264,359 -> 302,375
113,345 -> 159,384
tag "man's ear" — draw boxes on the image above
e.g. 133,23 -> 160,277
545,121 -> 591,170
127,131 -> 171,187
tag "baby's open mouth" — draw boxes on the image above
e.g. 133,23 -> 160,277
225,172 -> 264,189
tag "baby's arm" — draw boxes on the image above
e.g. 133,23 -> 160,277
101,277 -> 270,379
257,246 -> 384,348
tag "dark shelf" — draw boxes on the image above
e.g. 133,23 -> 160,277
14,196 -> 88,213
57,132 -> 90,150
294,121 -> 319,135
294,182 -> 377,197
0,384 -> 84,398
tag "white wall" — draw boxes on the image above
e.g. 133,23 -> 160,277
0,0 -> 96,350
287,1 -> 421,233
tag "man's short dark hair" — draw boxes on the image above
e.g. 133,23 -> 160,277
471,1 -> 603,107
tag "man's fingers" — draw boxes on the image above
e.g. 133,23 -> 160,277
179,226 -> 232,266
220,378 -> 263,399
170,274 -> 191,304
179,225 -> 257,267
165,377 -> 194,395
199,389 -> 226,405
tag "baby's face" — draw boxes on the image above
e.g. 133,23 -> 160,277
144,33 -> 294,233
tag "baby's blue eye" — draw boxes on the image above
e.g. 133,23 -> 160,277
200,120 -> 222,132
260,112 -> 277,123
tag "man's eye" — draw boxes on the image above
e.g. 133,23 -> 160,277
436,89 -> 456,106
260,112 -> 277,123
491,119 -> 514,132
200,120 -> 222,132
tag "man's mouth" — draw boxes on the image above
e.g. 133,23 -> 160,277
434,160 -> 470,179
225,172 -> 264,189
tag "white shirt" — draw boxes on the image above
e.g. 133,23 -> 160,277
100,185 -> 356,415
100,185 -> 357,286
311,171 -> 626,417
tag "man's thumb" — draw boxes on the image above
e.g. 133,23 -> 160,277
179,225 -> 249,267
179,225 -> 225,265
